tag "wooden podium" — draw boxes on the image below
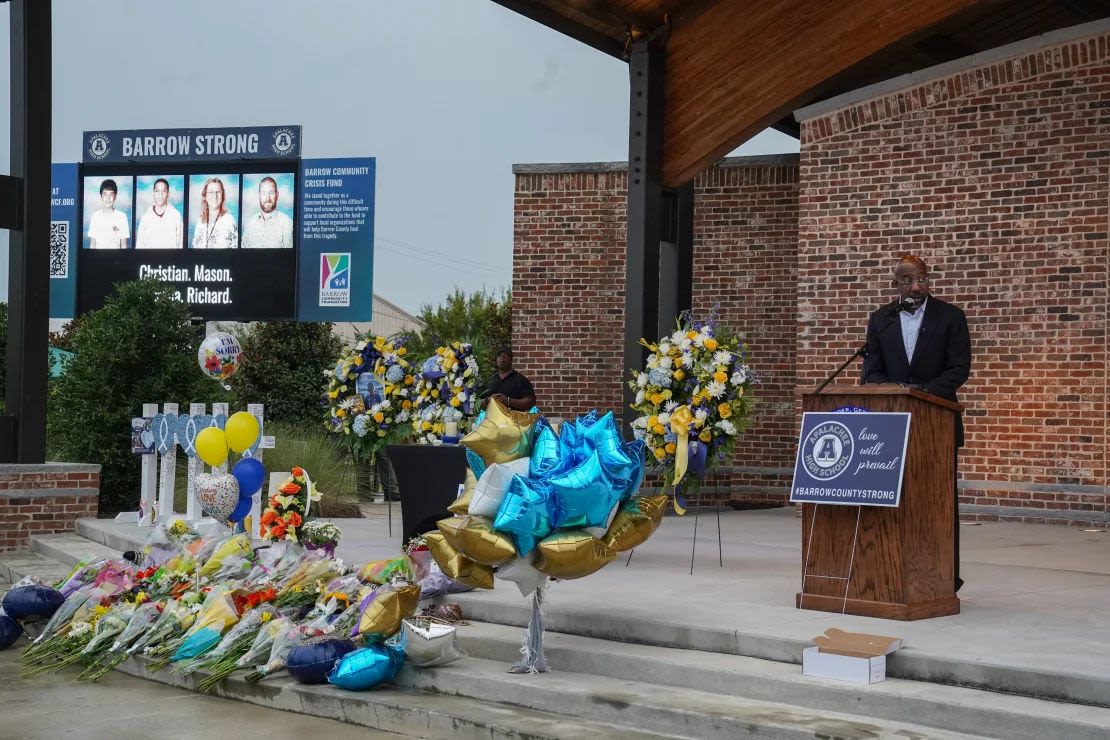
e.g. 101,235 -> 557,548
796,385 -> 961,620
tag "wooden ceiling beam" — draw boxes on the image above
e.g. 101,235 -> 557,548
658,0 -> 988,186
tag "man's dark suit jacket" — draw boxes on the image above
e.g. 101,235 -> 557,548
862,296 -> 971,446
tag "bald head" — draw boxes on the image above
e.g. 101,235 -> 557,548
893,254 -> 930,305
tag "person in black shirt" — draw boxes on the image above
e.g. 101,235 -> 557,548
483,347 -> 536,412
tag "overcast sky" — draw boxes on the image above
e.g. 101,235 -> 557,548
0,1 -> 797,316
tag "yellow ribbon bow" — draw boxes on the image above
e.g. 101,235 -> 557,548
669,405 -> 695,515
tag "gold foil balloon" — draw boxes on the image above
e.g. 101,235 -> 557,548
353,582 -> 421,643
602,494 -> 667,552
438,515 -> 517,566
535,530 -> 617,579
447,470 -> 477,514
425,532 -> 494,589
461,399 -> 538,467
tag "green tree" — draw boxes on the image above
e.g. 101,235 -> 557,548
477,294 -> 512,379
407,288 -> 511,378
229,321 -> 342,423
47,280 -> 219,515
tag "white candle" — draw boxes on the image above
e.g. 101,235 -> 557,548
445,419 -> 459,438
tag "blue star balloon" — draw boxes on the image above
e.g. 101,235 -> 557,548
465,448 -> 487,479
546,450 -> 622,530
327,641 -> 405,691
575,409 -> 599,429
493,476 -> 557,557
623,439 -> 647,499
557,420 -> 587,469
529,418 -> 562,479
580,411 -> 636,488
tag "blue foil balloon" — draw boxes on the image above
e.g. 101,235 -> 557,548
493,476 -> 557,557
546,450 -> 622,530
581,411 -> 636,486
576,409 -> 599,429
557,421 -> 586,468
623,440 -> 647,499
327,642 -> 405,691
232,457 -> 266,496
0,611 -> 22,649
288,638 -> 358,684
466,449 -> 487,479
2,585 -> 64,621
529,418 -> 562,479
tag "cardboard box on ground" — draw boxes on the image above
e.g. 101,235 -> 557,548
802,628 -> 903,684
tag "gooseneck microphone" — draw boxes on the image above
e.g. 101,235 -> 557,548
887,298 -> 916,317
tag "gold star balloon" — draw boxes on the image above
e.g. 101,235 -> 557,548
437,514 -> 517,566
447,469 -> 477,515
535,529 -> 618,579
425,531 -> 495,589
353,582 -> 421,643
461,398 -> 538,467
601,494 -> 667,552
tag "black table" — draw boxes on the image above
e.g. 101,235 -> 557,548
386,444 -> 468,544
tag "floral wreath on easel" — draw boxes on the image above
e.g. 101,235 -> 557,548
259,466 -> 321,543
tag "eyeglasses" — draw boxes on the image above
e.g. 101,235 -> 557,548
896,276 -> 929,287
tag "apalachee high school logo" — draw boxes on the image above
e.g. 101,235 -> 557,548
87,133 -> 111,161
270,128 -> 297,156
802,421 -> 853,481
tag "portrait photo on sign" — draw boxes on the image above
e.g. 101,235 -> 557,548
241,173 -> 295,249
134,175 -> 185,249
188,174 -> 240,249
82,175 -> 134,249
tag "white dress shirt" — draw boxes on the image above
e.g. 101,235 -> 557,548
899,297 -> 928,363
136,203 -> 183,249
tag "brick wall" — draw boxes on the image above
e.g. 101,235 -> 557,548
512,28 -> 1109,524
796,29 -> 1109,524
0,464 -> 100,552
513,158 -> 800,506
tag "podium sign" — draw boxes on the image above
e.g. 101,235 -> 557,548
790,412 -> 910,508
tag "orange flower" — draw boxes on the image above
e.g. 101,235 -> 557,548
285,512 -> 303,528
280,482 -> 301,495
271,523 -> 287,538
291,467 -> 305,477
260,510 -> 277,525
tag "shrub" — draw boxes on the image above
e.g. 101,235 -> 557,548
47,280 -> 221,515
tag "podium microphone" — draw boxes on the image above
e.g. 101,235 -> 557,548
887,298 -> 916,317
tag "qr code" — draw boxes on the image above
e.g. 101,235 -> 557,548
49,220 -> 68,278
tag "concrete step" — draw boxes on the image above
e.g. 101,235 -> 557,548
75,517 -> 143,554
442,593 -> 1110,708
31,532 -> 125,568
116,655 -> 681,740
452,620 -> 1110,740
0,548 -> 73,586
393,653 -> 983,740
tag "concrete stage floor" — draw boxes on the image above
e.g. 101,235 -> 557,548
84,505 -> 1110,704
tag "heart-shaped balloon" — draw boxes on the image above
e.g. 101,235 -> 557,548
195,472 -> 239,523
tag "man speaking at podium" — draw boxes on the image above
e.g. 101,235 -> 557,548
862,254 -> 971,591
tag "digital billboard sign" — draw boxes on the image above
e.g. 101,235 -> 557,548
55,125 -> 374,323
